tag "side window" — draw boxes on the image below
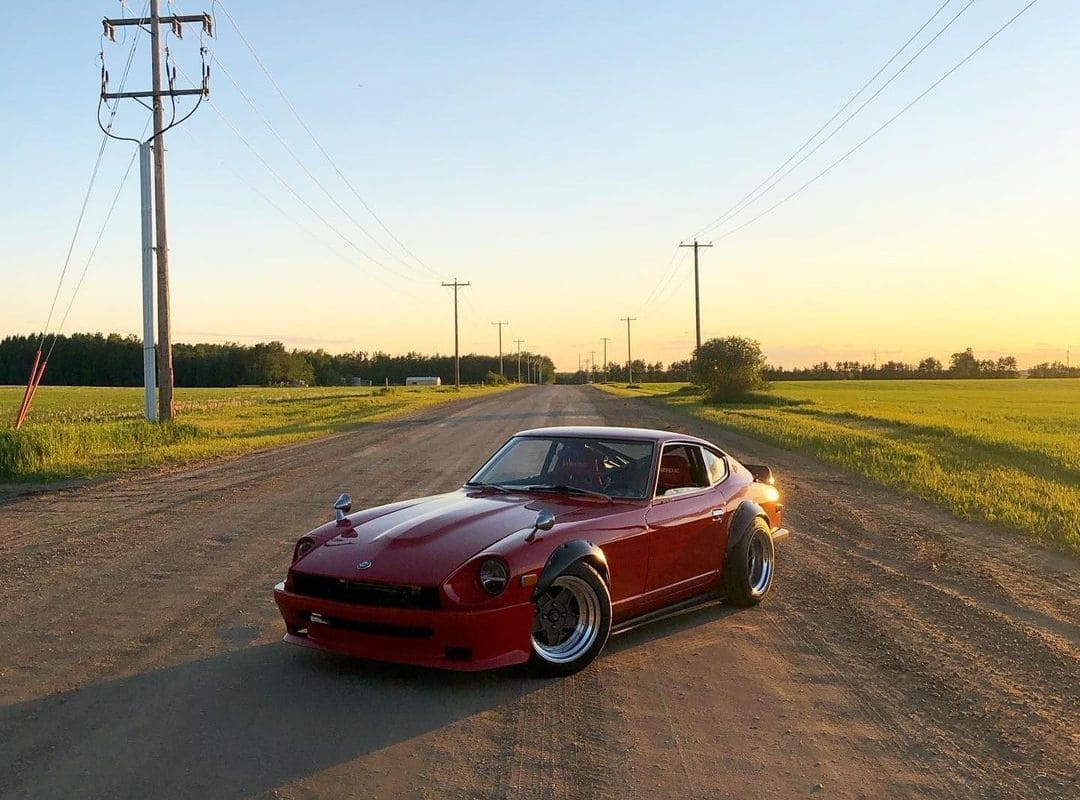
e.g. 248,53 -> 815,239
656,444 -> 710,497
702,448 -> 728,485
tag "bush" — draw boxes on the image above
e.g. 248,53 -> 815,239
483,371 -> 509,386
692,336 -> 768,402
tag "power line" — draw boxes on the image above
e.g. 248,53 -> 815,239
178,125 -> 409,296
213,0 -> 443,280
37,6 -> 148,348
50,120 -> 154,353
210,55 -> 428,280
711,0 -> 1042,244
698,0 -> 977,239
692,0 -> 958,240
640,246 -> 691,315
182,65 -> 418,290
635,245 -> 682,315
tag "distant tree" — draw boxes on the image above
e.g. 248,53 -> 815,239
994,356 -> 1019,377
917,357 -> 943,377
948,348 -> 980,378
483,370 -> 508,385
691,336 -> 767,401
1029,361 -> 1080,378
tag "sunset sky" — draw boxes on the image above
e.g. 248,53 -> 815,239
2,1 -> 1077,371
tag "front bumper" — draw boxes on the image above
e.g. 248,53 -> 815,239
273,581 -> 533,671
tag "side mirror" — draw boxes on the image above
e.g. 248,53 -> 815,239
334,493 -> 352,522
526,509 -> 556,541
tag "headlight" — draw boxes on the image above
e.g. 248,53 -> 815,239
478,558 -> 509,596
293,537 -> 315,562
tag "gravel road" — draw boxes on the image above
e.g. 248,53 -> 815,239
0,385 -> 1076,799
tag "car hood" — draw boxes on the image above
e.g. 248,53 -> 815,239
292,490 -> 584,586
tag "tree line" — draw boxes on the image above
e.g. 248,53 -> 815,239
0,333 -> 555,387
765,348 -> 1040,380
554,360 -> 691,385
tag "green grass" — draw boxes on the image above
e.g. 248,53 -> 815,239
596,380 -> 1080,555
0,384 -> 510,482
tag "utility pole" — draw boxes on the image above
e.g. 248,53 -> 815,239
601,336 -> 611,383
620,317 -> 636,384
139,142 -> 156,421
589,351 -> 596,383
441,279 -> 470,386
679,239 -> 713,355
491,321 -> 508,377
514,339 -> 524,383
102,3 -> 212,421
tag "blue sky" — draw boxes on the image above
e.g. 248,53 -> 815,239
2,1 -> 1077,370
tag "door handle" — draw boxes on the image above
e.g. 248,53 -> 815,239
711,509 -> 724,520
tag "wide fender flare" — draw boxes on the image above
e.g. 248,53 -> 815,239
532,540 -> 609,599
726,500 -> 770,556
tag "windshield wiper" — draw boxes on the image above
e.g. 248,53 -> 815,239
464,481 -> 514,494
521,484 -> 612,503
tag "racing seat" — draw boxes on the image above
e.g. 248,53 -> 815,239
657,452 -> 694,495
549,442 -> 607,491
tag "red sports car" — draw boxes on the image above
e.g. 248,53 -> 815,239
274,426 -> 788,675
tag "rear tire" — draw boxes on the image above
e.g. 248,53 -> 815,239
722,517 -> 775,606
529,562 -> 611,677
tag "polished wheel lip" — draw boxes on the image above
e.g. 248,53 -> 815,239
747,532 -> 773,596
531,575 -> 601,664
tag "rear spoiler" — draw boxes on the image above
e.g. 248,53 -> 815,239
745,464 -> 775,485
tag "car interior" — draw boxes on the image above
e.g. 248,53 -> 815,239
656,444 -> 711,497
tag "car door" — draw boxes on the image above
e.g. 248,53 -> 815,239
643,443 -> 725,604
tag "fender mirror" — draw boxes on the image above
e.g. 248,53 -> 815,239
526,509 -> 556,541
334,493 -> 352,522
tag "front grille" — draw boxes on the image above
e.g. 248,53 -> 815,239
290,572 -> 441,610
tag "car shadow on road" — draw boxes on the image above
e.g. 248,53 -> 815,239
0,602 -> 749,800
0,644 -> 538,800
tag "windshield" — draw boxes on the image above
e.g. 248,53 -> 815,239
469,436 -> 656,499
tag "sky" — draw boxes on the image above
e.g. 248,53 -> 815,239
1,1 -> 1077,372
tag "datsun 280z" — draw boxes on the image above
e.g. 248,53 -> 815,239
273,426 -> 789,675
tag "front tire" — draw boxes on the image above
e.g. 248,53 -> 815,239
529,562 -> 611,677
722,517 -> 775,606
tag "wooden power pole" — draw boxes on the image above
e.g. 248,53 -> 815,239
442,279 -> 470,386
679,239 -> 713,355
600,336 -> 612,382
514,338 -> 524,383
102,2 -> 212,421
491,321 -> 508,377
620,317 -> 636,384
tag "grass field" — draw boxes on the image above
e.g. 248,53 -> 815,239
596,380 -> 1080,555
0,384 -> 509,483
